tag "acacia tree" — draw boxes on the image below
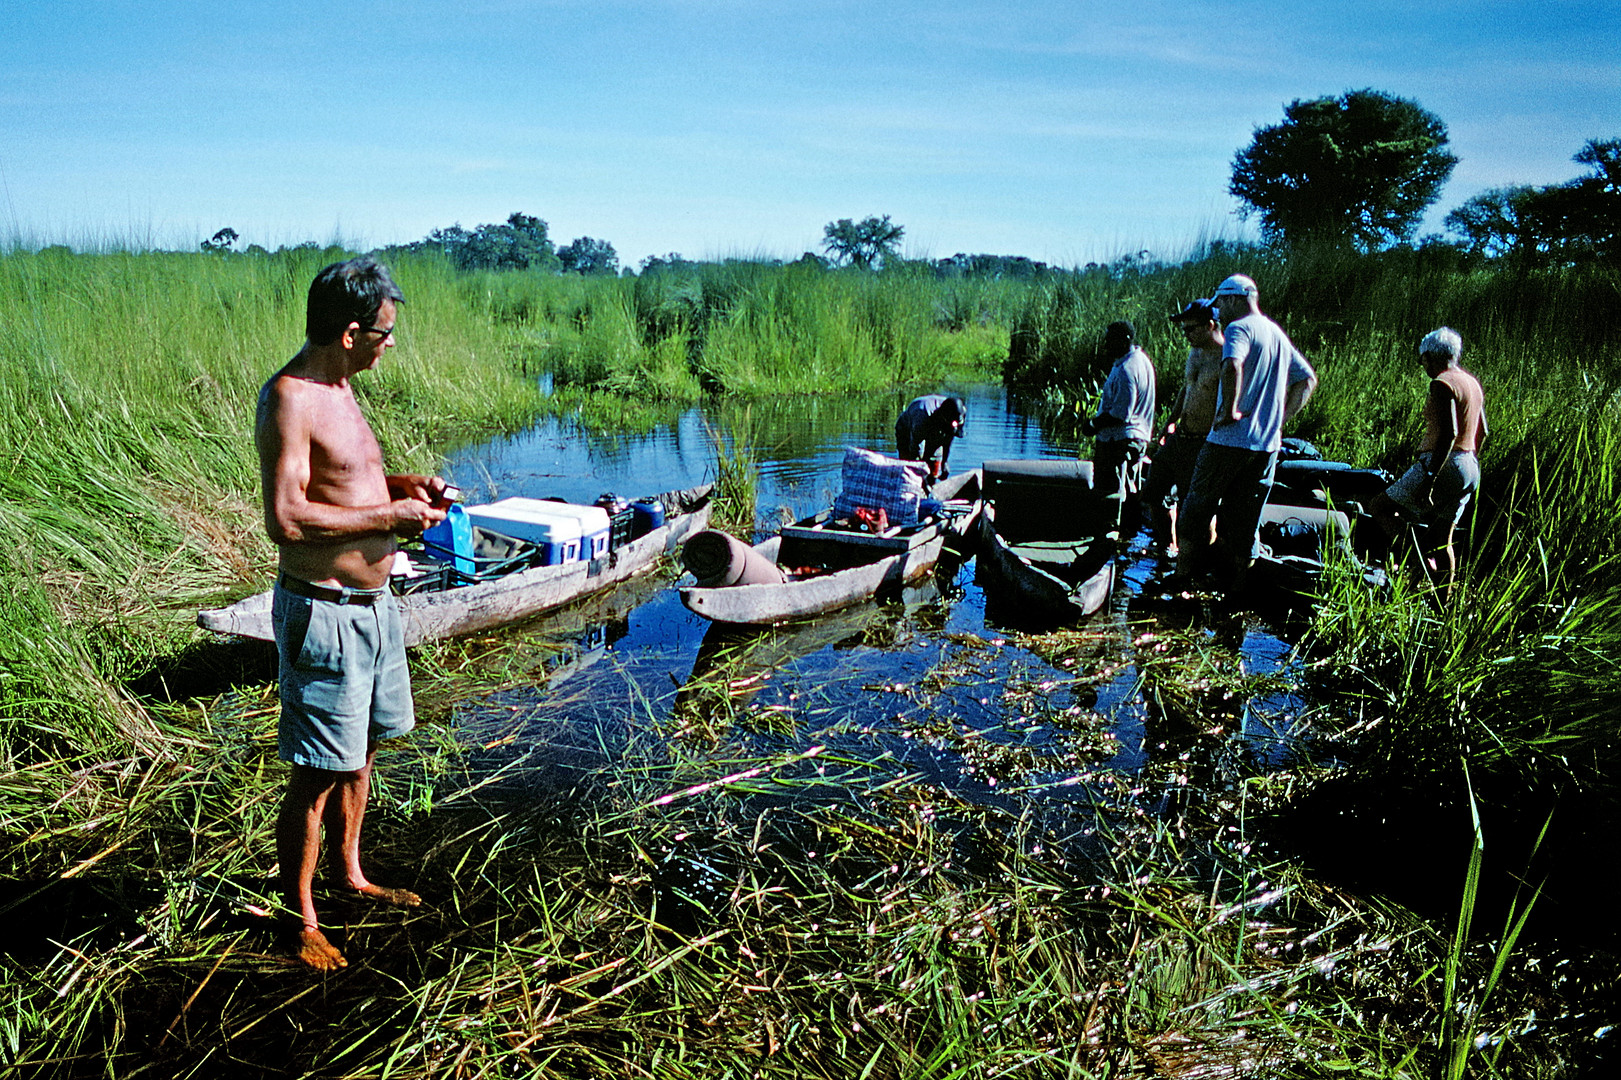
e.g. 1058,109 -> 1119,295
1230,89 -> 1457,250
1445,187 -> 1538,259
200,227 -> 239,253
821,215 -> 904,270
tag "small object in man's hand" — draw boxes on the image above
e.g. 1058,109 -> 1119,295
438,486 -> 462,505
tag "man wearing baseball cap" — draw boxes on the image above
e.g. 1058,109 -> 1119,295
1177,274 -> 1317,589
1141,298 -> 1224,554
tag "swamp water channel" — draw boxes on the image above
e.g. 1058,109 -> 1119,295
438,384 -> 1312,790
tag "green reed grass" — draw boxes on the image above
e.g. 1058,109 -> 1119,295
2,570 -> 1583,1078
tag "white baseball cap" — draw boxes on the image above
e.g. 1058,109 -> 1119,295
1211,273 -> 1258,297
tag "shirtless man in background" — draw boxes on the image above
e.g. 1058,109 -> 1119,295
256,257 -> 450,970
1371,326 -> 1487,600
1141,299 -> 1224,555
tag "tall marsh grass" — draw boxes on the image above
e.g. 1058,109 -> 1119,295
1,628 -> 1573,1078
0,248 -> 548,778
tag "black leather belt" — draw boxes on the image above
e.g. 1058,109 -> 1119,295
277,573 -> 385,606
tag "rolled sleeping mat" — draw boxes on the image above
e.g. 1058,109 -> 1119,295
681,529 -> 786,588
982,458 -> 1094,489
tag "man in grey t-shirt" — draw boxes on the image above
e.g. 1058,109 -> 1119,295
1177,274 -> 1317,588
1083,321 -> 1156,544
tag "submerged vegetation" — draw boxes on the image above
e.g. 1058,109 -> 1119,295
2,239 -> 1620,1075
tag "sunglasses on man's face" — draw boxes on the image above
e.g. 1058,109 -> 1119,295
358,324 -> 396,341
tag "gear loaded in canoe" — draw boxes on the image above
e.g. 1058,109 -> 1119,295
197,484 -> 713,646
677,465 -> 981,627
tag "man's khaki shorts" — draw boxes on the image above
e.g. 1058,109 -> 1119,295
272,583 -> 414,772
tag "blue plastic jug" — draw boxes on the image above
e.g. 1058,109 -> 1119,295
422,504 -> 474,578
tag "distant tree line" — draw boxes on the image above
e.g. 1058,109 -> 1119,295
1444,139 -> 1620,265
197,103 -> 1617,278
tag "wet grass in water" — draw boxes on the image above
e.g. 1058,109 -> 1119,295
1,609 -> 1587,1078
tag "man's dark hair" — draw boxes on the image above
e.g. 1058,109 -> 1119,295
1104,320 -> 1135,356
944,395 -> 968,431
306,258 -> 406,345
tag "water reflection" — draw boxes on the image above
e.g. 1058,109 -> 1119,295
440,385 -> 1073,533
439,385 -> 1315,797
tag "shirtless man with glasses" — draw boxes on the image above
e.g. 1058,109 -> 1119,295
256,257 -> 451,969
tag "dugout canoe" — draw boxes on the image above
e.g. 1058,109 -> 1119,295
975,505 -> 1114,623
971,458 -> 1113,624
677,470 -> 980,627
197,484 -> 714,646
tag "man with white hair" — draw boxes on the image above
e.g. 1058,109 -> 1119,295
1371,327 -> 1487,599
1176,274 -> 1317,588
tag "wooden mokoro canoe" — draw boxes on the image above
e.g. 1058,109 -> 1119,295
197,484 -> 714,645
678,470 -> 980,627
1248,498 -> 1386,598
974,503 -> 1114,623
970,458 -> 1112,624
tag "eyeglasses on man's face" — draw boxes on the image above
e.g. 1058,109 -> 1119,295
357,324 -> 396,341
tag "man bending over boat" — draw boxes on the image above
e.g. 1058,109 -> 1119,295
896,394 -> 967,482
256,257 -> 452,971
1371,327 -> 1487,601
1082,321 -> 1156,546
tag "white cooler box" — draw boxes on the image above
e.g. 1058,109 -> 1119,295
474,498 -> 611,563
465,502 -> 581,566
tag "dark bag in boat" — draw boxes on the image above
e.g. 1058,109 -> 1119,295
1259,514 -> 1322,559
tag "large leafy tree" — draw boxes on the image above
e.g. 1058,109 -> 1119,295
1230,89 -> 1457,250
558,236 -> 620,275
425,212 -> 559,271
821,215 -> 904,270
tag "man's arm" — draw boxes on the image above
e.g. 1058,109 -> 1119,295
1088,365 -> 1130,435
1283,355 -> 1318,424
256,381 -> 444,545
1215,355 -> 1244,427
388,474 -> 455,507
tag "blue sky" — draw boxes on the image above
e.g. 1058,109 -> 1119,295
2,1 -> 1615,266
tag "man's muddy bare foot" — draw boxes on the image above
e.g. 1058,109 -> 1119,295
349,883 -> 421,907
291,926 -> 348,971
